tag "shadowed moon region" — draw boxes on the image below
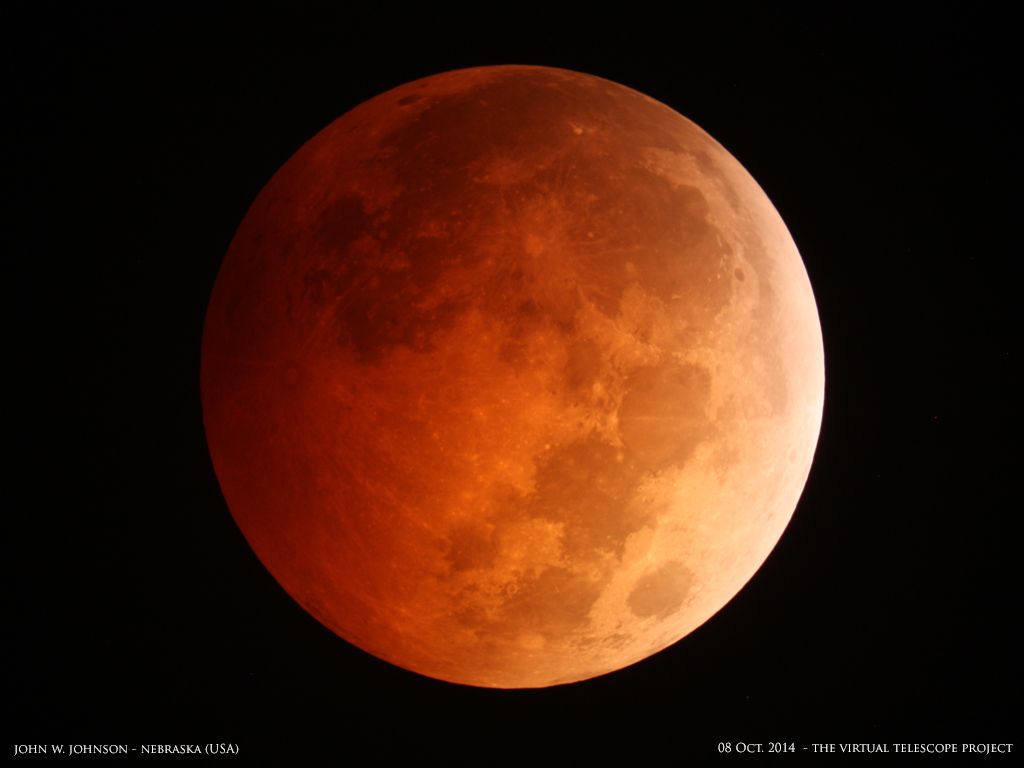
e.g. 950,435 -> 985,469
201,65 -> 825,688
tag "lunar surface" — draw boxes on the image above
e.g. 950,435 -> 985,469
201,65 -> 825,688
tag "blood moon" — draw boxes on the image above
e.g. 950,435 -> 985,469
201,66 -> 824,688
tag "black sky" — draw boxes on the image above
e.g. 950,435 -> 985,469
7,6 -> 1016,763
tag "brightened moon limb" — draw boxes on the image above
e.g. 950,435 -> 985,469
201,65 -> 825,688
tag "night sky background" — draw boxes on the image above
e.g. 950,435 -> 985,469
7,6 -> 1015,763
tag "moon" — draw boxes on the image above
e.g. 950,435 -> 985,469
201,65 -> 824,688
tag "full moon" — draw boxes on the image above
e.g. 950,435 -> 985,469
201,66 -> 824,688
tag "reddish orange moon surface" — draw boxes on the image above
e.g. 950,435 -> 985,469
201,66 -> 824,688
